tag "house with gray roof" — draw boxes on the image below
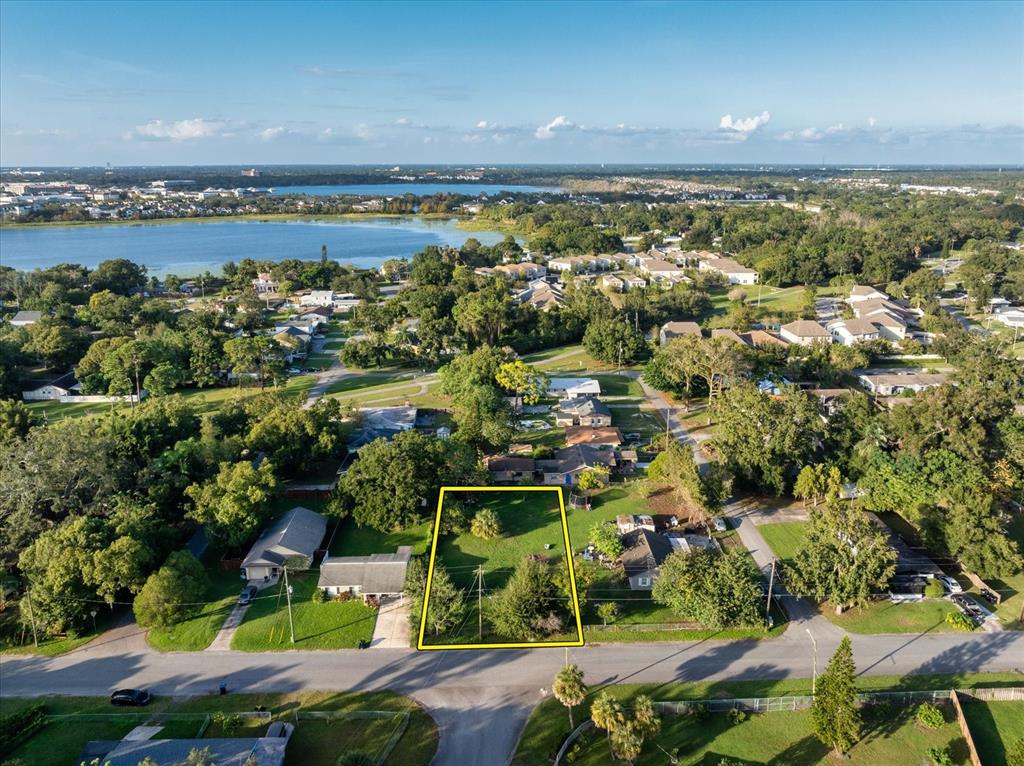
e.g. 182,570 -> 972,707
241,506 -> 327,585
318,546 -> 413,602
554,396 -> 612,427
84,722 -> 292,766
537,444 -> 617,486
618,528 -> 675,590
10,310 -> 42,327
349,405 -> 418,450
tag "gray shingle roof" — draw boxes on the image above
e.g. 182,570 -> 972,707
317,546 -> 413,594
557,396 -> 611,418
241,507 -> 327,569
618,529 -> 674,575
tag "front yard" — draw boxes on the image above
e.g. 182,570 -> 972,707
961,700 -> 1024,766
147,566 -> 243,652
230,569 -> 378,651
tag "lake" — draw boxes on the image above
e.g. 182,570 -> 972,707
271,182 -> 561,196
0,217 -> 512,277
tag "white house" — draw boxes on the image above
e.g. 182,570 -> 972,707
828,317 -> 882,345
252,272 -> 280,294
779,320 -> 832,346
995,308 -> 1024,328
548,377 -> 601,399
300,290 -> 337,308
21,371 -> 80,401
317,546 -> 413,602
848,285 -> 890,303
699,257 -> 759,285
858,373 -> 949,396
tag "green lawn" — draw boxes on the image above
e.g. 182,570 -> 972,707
230,570 -> 378,651
328,517 -> 433,557
565,373 -> 643,397
147,567 -> 243,652
961,700 -> 1024,766
757,521 -> 809,566
4,691 -> 437,766
610,403 -> 664,442
522,344 -> 634,373
24,398 -> 123,422
982,514 -> 1024,630
327,383 -> 423,404
0,603 -> 120,656
520,699 -> 969,766
303,353 -> 336,370
325,373 -> 410,394
175,375 -> 316,414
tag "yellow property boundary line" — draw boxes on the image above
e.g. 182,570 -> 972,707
416,486 -> 585,650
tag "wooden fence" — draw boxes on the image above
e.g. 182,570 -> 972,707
950,690 -> 983,766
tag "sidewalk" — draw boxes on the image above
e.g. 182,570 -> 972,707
206,602 -> 250,652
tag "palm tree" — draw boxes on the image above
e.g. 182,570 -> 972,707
552,664 -> 587,728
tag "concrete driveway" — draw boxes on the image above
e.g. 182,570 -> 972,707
371,597 -> 411,649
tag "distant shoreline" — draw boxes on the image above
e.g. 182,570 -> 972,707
0,211 -> 471,230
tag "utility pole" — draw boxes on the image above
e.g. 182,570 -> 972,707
476,566 -> 484,641
765,558 -> 776,622
283,566 -> 295,644
806,628 -> 818,695
25,587 -> 39,649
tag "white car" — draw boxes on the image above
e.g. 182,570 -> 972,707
937,575 -> 963,594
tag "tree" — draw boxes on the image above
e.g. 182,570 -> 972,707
591,691 -> 626,747
419,563 -> 465,637
91,258 -> 147,294
652,548 -> 762,628
632,694 -> 661,739
583,317 -> 648,365
610,720 -> 644,764
185,460 -> 278,550
597,601 -> 620,626
793,463 -> 843,507
223,336 -> 285,388
552,663 -> 587,728
23,321 -> 89,369
577,467 -> 608,496
470,508 -> 503,539
647,441 -> 724,527
489,557 -> 561,640
0,400 -> 38,443
787,502 -> 897,613
143,361 -> 186,396
589,522 -> 624,559
495,360 -> 549,409
811,636 -> 861,756
133,551 -> 209,629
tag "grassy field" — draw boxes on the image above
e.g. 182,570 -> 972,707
513,674 -> 1024,766
610,403 -> 665,442
0,603 -> 120,656
961,700 -> 1024,766
756,521 -> 808,566
23,398 -> 122,421
982,514 -> 1024,630
522,344 -> 635,373
328,517 -> 433,557
175,375 -> 316,414
325,372 -> 411,394
147,567 -> 243,652
230,569 -> 377,651
3,691 -> 438,766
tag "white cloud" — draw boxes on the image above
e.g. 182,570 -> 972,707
476,120 -> 495,129
395,117 -> 410,126
535,115 -> 575,140
352,123 -> 373,140
258,126 -> 287,142
868,117 -> 878,128
719,111 -> 771,133
131,118 -> 228,141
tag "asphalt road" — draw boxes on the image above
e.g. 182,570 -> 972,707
3,631 -> 1023,765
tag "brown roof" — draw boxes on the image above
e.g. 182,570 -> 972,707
781,320 -> 830,338
839,317 -> 881,335
747,330 -> 789,348
662,321 -> 703,338
565,426 -> 623,447
710,328 -> 751,347
618,529 -> 674,575
487,456 -> 536,472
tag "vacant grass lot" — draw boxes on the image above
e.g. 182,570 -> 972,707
147,567 -> 243,652
4,691 -> 437,766
518,698 -> 969,766
962,700 -> 1024,766
231,569 -> 377,650
176,376 -> 316,414
328,517 -> 432,557
325,372 -> 411,394
523,344 -> 635,373
757,521 -> 808,566
610,403 -> 664,442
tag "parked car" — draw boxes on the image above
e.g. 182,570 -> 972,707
287,367 -> 301,375
980,588 -> 998,605
713,517 -> 729,532
239,585 -> 258,605
623,432 -> 642,442
110,689 -> 152,707
936,575 -> 963,594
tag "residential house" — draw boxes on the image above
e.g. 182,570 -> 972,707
779,320 -> 832,346
317,546 -> 413,602
494,262 -> 547,280
664,533 -> 719,554
808,388 -> 854,418
565,425 -> 623,447
349,406 -> 418,450
252,272 -> 280,294
602,274 -> 625,291
9,310 -> 41,327
746,330 -> 790,348
828,317 -> 882,345
547,377 -> 601,399
622,275 -> 648,291
547,256 -> 581,273
710,328 -> 751,347
641,258 -> 689,283
858,372 -> 949,396
699,257 -> 759,285
516,278 -> 564,311
847,285 -> 890,303
21,371 -> 80,401
300,290 -> 337,307
240,506 -> 327,585
554,396 -> 612,427
84,723 -> 293,766
618,528 -> 674,590
487,455 -> 537,483
537,445 -> 617,486
995,308 -> 1024,328
660,321 -> 703,345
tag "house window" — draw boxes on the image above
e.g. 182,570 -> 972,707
638,577 -> 651,587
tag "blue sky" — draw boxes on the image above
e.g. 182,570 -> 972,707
2,0 -> 1022,166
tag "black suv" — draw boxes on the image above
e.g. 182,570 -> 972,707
110,689 -> 152,706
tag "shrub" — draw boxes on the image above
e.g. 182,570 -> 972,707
0,703 -> 45,754
691,703 -> 708,722
727,708 -> 748,725
923,579 -> 945,598
211,712 -> 242,736
470,508 -> 503,539
945,611 -> 975,632
596,602 -> 620,626
311,588 -> 327,604
926,745 -> 953,766
915,703 -> 945,730
440,501 -> 470,535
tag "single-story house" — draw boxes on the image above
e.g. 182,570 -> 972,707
659,321 -> 703,346
641,258 -> 688,281
548,377 -> 601,399
565,425 -> 623,447
9,310 -> 42,327
996,308 -> 1024,328
618,528 -> 674,590
779,320 -> 832,346
828,317 -> 882,345
317,546 -> 413,602
602,274 -> 625,291
21,371 -> 80,401
241,506 -> 327,584
83,722 -> 292,766
349,406 -> 418,450
487,455 -> 537,483
537,445 -> 617,486
848,285 -> 889,304
858,372 -> 949,396
554,396 -> 612,427
700,257 -> 759,285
